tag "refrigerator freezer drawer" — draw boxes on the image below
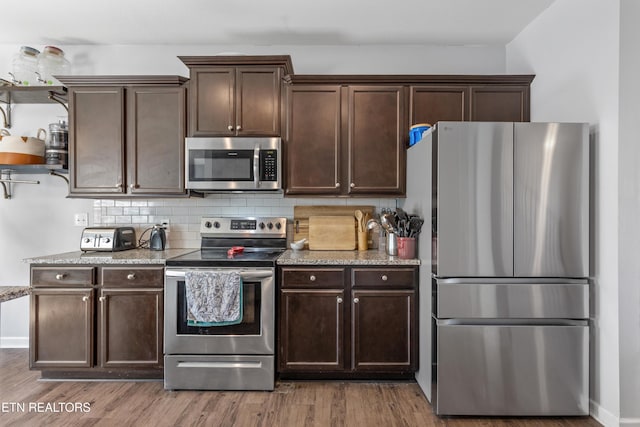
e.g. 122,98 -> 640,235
435,323 -> 589,416
436,279 -> 589,319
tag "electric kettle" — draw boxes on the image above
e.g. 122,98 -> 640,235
149,225 -> 166,251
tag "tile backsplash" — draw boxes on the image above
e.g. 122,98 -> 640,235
93,194 -> 397,249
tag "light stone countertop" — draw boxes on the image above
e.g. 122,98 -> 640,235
0,286 -> 30,303
23,248 -> 197,265
276,249 -> 420,266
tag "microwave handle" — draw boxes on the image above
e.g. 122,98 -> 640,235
254,145 -> 260,189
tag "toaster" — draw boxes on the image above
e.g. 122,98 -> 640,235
80,227 -> 137,252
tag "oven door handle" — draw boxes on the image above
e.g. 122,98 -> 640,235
165,269 -> 273,281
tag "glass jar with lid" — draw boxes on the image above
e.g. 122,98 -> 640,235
11,46 -> 40,86
37,46 -> 71,86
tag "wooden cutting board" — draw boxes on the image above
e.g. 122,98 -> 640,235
308,216 -> 356,250
293,205 -> 375,246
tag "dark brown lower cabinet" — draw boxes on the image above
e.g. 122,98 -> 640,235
30,287 -> 94,369
98,287 -> 163,368
29,265 -> 164,377
278,266 -> 417,378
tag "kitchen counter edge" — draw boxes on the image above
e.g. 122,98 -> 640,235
23,248 -> 197,265
276,249 -> 420,266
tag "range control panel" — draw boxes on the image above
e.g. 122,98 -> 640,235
200,217 -> 287,238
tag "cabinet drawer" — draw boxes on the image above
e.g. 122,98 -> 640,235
31,267 -> 95,287
281,268 -> 345,288
101,267 -> 164,287
352,268 -> 416,288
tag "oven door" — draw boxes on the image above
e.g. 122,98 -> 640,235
164,267 -> 274,355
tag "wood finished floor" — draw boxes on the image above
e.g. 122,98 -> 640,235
0,349 -> 602,427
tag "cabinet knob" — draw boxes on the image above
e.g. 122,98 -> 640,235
82,296 -> 89,302
337,297 -> 343,304
236,125 -> 241,131
55,273 -> 66,280
309,275 -> 316,282
99,296 -> 106,302
335,183 -> 340,188
129,184 -> 139,190
353,297 -> 360,303
381,275 -> 388,281
228,125 -> 233,131
350,183 -> 355,188
127,273 -> 136,280
115,183 -> 122,189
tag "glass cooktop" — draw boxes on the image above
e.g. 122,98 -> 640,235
166,248 -> 284,267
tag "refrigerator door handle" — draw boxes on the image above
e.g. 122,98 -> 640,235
436,318 -> 588,327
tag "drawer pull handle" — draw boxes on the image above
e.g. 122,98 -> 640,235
309,275 -> 316,282
335,182 -> 340,188
82,296 -> 89,302
55,273 -> 66,280
381,275 -> 388,281
337,297 -> 343,304
350,183 -> 355,188
353,297 -> 360,303
99,296 -> 106,302
228,125 -> 233,131
127,273 -> 136,280
236,125 -> 242,131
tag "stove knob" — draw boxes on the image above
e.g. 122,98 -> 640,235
102,237 -> 111,243
213,221 -> 221,229
204,221 -> 212,229
275,222 -> 282,230
259,222 -> 266,229
267,222 -> 273,230
84,238 -> 91,243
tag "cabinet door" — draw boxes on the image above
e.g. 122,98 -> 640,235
68,87 -> 125,194
127,86 -> 186,194
410,85 -> 468,125
470,85 -> 530,122
279,289 -> 344,371
347,86 -> 406,195
30,288 -> 93,369
351,290 -> 416,371
189,67 -> 235,136
236,67 -> 281,136
98,287 -> 163,368
285,85 -> 342,195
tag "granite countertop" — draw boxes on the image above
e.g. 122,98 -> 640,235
0,286 -> 30,303
276,249 -> 420,266
23,248 -> 197,265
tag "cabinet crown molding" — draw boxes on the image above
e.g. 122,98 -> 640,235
56,75 -> 188,87
178,55 -> 294,75
285,74 -> 535,85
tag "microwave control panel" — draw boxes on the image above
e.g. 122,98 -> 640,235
260,150 -> 278,181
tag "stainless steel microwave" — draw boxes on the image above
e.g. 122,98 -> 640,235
185,137 -> 281,192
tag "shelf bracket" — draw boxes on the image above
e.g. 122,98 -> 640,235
48,91 -> 68,113
49,170 -> 69,184
0,169 -> 40,199
0,103 -> 11,129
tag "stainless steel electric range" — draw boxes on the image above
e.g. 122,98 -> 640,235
164,216 -> 287,391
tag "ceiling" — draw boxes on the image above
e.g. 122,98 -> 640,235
2,0 -> 555,46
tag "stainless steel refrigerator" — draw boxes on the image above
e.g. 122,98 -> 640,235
402,121 -> 589,416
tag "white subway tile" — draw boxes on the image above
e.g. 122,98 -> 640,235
100,199 -> 115,207
123,207 -> 139,215
115,216 -> 132,224
139,207 -> 155,215
115,200 -> 131,207
131,200 -> 148,207
131,216 -> 148,224
106,207 -> 123,216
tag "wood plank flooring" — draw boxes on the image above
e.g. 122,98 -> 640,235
0,349 -> 602,427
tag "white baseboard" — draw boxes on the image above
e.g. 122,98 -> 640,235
0,337 -> 29,348
620,418 -> 640,427
591,399 -> 620,427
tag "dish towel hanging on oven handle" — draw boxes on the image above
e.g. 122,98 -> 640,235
185,271 -> 243,326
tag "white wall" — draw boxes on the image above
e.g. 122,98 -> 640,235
507,0 -> 636,426
617,0 -> 640,423
0,43 -> 506,345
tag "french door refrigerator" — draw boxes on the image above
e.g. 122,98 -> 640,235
403,121 -> 590,416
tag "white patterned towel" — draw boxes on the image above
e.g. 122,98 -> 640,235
185,271 -> 243,326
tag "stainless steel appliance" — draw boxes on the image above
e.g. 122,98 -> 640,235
149,225 -> 166,251
185,137 -> 281,192
402,122 -> 590,416
80,226 -> 136,252
164,216 -> 287,391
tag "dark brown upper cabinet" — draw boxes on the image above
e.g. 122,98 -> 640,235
469,84 -> 530,122
179,56 -> 294,137
285,78 -> 406,197
59,76 -> 187,198
410,85 -> 469,125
